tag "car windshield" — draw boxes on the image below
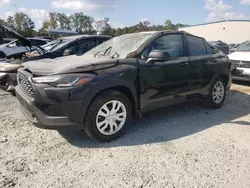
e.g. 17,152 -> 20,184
48,39 -> 74,52
40,40 -> 61,52
84,32 -> 155,59
237,41 -> 250,52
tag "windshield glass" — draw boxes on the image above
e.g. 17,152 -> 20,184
48,40 -> 72,52
237,41 -> 250,52
40,40 -> 60,52
84,32 -> 155,58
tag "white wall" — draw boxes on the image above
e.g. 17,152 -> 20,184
179,21 -> 250,44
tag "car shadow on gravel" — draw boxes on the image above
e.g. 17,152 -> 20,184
59,90 -> 250,148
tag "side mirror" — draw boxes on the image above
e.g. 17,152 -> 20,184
146,50 -> 169,64
63,49 -> 73,56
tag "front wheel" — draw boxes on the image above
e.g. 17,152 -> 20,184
84,90 -> 132,142
203,77 -> 226,109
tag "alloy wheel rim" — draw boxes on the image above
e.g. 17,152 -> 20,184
212,81 -> 225,104
96,100 -> 127,136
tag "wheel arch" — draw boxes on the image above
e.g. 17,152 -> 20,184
81,80 -> 139,123
208,73 -> 230,92
0,51 -> 6,58
219,74 -> 229,86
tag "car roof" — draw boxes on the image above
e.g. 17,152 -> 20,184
27,38 -> 51,42
61,35 -> 112,40
134,30 -> 205,40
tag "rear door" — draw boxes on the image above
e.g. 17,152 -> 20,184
186,35 -> 213,93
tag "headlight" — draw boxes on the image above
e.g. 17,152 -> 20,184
0,63 -> 21,72
32,74 -> 94,87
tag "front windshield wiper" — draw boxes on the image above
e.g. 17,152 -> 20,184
94,46 -> 112,58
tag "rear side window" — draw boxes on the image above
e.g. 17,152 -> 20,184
204,41 -> 213,55
187,35 -> 207,56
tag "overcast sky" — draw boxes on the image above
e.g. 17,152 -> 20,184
0,0 -> 250,29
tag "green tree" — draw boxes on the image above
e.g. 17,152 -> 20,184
70,12 -> 94,34
0,19 -> 7,26
14,13 -> 35,36
115,28 -> 123,35
94,17 -> 112,34
164,20 -> 176,30
42,20 -> 50,29
48,12 -> 58,29
56,13 -> 71,30
39,20 -> 50,34
6,16 -> 16,30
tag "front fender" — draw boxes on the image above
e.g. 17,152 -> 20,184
79,79 -> 139,123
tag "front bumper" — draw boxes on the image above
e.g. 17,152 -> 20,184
232,68 -> 250,82
15,85 -> 83,130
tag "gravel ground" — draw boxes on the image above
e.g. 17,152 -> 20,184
0,83 -> 250,188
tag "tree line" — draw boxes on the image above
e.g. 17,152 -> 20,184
0,12 -> 189,37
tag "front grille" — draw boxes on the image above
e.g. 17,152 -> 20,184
18,72 -> 34,98
231,60 -> 250,68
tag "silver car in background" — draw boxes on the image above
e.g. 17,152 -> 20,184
0,38 -> 51,59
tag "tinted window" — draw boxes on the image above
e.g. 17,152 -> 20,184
144,34 -> 184,60
30,39 -> 47,46
97,38 -> 108,45
63,42 -> 79,55
187,35 -> 206,56
76,39 -> 97,55
204,41 -> 213,54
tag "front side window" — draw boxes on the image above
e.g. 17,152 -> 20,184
187,35 -> 207,56
76,39 -> 97,55
142,34 -> 184,60
62,43 -> 78,56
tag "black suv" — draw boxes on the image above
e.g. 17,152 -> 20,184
16,31 -> 232,142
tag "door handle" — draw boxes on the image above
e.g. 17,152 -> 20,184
180,62 -> 189,67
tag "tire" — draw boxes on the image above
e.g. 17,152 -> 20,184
203,77 -> 226,109
84,90 -> 132,142
0,51 -> 6,58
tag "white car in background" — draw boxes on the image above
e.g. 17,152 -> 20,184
228,41 -> 250,81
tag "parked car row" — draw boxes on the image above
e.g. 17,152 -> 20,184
0,25 -> 112,93
229,41 -> 250,81
207,39 -> 250,82
209,40 -> 229,54
0,24 -> 235,142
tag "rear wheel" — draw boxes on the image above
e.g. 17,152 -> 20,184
84,90 -> 132,142
203,77 -> 226,109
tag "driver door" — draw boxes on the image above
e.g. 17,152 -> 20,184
139,33 -> 190,112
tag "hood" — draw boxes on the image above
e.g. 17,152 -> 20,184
22,55 -> 118,76
0,25 -> 44,53
228,51 -> 250,61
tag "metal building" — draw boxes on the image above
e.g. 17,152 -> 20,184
179,20 -> 250,44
